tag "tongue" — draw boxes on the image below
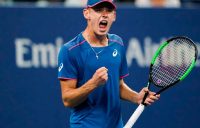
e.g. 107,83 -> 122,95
99,24 -> 106,28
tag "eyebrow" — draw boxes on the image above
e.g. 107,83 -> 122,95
92,6 -> 115,11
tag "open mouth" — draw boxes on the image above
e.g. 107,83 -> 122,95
99,20 -> 108,29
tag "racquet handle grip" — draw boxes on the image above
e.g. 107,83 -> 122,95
124,104 -> 145,128
142,92 -> 149,105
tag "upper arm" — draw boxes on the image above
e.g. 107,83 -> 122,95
119,79 -> 127,92
60,79 -> 77,100
119,79 -> 124,87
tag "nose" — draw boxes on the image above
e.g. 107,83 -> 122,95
101,9 -> 109,17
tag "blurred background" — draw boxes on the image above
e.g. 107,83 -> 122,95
0,0 -> 200,128
1,0 -> 200,7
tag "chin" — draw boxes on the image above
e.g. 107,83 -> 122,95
98,30 -> 109,36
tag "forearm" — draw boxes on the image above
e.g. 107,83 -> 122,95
120,81 -> 139,104
61,67 -> 108,107
62,79 -> 97,107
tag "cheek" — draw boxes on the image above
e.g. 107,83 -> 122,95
90,19 -> 96,26
109,17 -> 115,25
90,17 -> 99,26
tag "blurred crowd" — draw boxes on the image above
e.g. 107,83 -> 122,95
0,0 -> 200,7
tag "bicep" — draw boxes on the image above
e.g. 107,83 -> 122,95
60,79 -> 77,95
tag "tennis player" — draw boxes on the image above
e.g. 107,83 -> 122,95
58,0 -> 160,127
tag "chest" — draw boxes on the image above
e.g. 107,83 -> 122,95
77,46 -> 122,78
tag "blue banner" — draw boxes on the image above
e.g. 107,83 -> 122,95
0,6 -> 200,128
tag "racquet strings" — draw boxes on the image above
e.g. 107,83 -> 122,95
151,38 -> 196,88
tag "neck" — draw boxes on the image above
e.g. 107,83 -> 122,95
82,29 -> 108,47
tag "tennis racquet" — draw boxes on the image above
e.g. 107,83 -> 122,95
124,36 -> 198,128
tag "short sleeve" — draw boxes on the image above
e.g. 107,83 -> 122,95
57,46 -> 77,79
120,46 -> 129,79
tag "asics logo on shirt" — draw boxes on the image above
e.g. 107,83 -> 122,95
113,49 -> 118,57
58,63 -> 63,72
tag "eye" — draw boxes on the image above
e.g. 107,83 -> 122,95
107,8 -> 114,12
92,8 -> 114,13
93,8 -> 102,13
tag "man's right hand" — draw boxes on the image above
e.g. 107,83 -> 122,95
91,67 -> 108,87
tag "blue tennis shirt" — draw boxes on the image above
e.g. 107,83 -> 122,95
58,33 -> 129,128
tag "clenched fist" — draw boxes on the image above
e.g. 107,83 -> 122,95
91,67 -> 108,87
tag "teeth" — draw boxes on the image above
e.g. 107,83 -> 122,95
100,20 -> 108,25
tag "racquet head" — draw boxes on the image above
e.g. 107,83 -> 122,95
149,36 -> 198,90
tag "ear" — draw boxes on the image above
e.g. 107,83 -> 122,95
83,8 -> 90,20
112,11 -> 116,22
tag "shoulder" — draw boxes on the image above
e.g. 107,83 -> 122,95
108,33 -> 124,46
64,34 -> 86,51
60,33 -> 86,52
59,33 -> 86,56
